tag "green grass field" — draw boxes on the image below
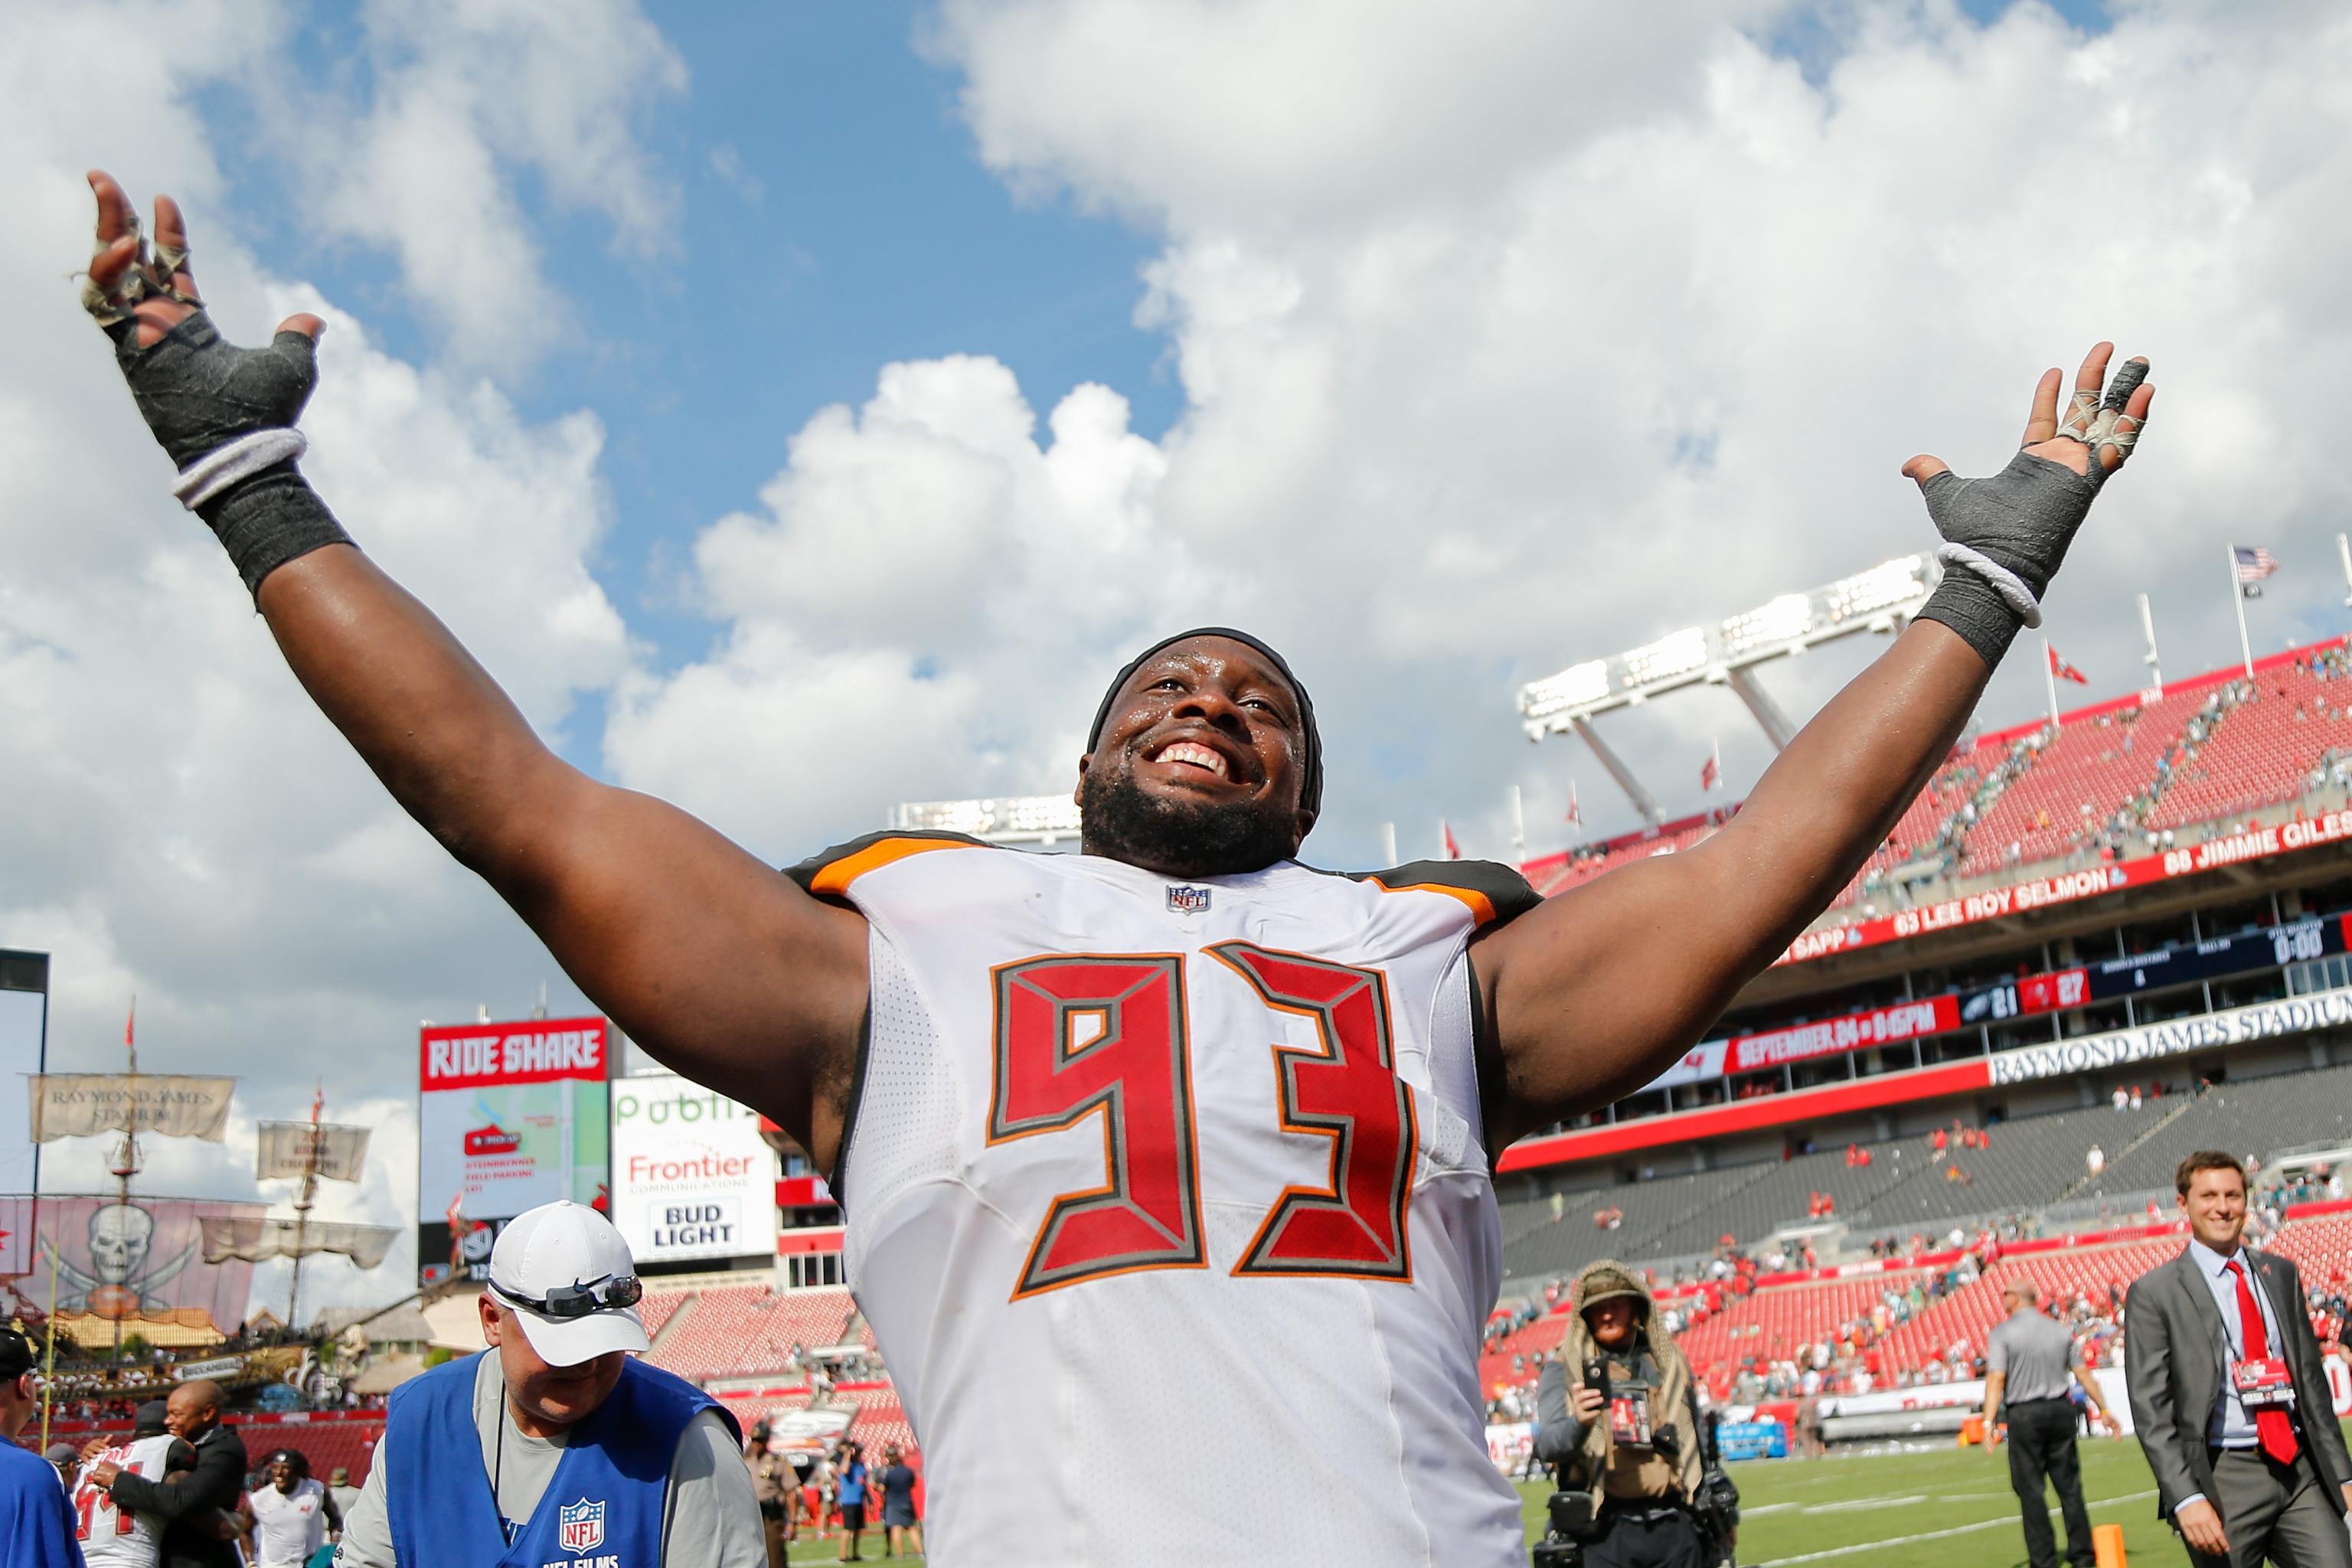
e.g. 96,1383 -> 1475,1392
772,1424 -> 2352,1564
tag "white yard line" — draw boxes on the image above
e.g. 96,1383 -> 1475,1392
1803,1494 -> 1926,1512
1749,1488 -> 2157,1565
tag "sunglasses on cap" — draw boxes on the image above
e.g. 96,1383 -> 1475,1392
493,1274 -> 643,1319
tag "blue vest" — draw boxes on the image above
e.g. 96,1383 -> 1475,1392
384,1352 -> 737,1568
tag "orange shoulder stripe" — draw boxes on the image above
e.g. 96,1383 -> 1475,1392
808,836 -> 978,897
1367,877 -> 1499,928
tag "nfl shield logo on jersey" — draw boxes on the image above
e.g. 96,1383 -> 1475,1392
1166,884 -> 1213,914
558,1497 -> 606,1553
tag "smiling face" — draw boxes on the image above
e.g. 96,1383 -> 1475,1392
2180,1163 -> 2249,1253
1076,635 -> 1314,877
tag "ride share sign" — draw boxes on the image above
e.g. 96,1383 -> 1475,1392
609,1073 -> 778,1266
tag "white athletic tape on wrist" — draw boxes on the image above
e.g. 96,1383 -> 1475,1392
172,428 -> 307,511
1936,542 -> 2043,628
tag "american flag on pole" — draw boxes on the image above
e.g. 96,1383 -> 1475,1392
2236,546 -> 2279,596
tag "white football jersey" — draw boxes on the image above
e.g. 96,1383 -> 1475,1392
248,1477 -> 331,1566
797,838 -> 1533,1566
74,1434 -> 178,1568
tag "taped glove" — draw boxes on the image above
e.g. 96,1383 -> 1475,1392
1916,358 -> 2148,666
104,302 -> 351,598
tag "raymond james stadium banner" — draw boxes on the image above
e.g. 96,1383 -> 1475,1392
1986,982 -> 2352,1086
416,1018 -> 609,1285
609,1073 -> 778,1266
18,1196 -> 266,1333
1508,975 -> 2352,1172
30,1074 -> 236,1142
1641,913 -> 2352,1096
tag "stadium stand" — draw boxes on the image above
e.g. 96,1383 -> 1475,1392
648,1284 -> 867,1380
1832,750 -> 1990,909
1952,691 -> 2204,879
2148,654 -> 2352,831
1527,818 -> 1722,897
2085,1061 -> 2352,1199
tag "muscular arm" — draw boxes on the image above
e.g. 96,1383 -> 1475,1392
1472,345 -> 2152,1145
1475,622 -> 1984,1143
256,549 -> 867,1167
81,173 -> 868,1170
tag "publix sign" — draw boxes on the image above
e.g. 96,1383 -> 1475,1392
609,1073 -> 779,1264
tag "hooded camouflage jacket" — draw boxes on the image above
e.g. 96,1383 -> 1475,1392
1534,1258 -> 1704,1510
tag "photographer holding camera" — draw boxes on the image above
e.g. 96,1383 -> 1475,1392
1533,1260 -> 1736,1568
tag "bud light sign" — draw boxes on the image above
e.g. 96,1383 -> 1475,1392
609,1073 -> 778,1265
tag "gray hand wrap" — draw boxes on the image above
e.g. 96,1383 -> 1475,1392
1916,358 -> 2148,667
107,308 -> 352,599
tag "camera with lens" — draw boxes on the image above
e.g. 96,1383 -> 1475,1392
1530,1359 -> 1614,1565
1529,1490 -> 1596,1566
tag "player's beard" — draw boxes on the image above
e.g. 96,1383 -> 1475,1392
1079,766 -> 1297,877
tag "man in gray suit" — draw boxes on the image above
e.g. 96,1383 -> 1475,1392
2126,1149 -> 2352,1566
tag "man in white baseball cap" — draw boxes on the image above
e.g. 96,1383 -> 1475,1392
334,1200 -> 765,1566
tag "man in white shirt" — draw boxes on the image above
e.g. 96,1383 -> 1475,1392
2126,1150 -> 2352,1566
239,1450 -> 339,1567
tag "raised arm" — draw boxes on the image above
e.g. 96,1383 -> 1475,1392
82,173 -> 868,1171
1473,345 -> 2152,1145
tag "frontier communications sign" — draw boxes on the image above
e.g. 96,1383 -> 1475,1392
609,1073 -> 777,1266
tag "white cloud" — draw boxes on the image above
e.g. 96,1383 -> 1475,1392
605,359 -> 1181,853
844,0 -> 2352,860
279,0 -> 688,368
0,0 -> 644,1321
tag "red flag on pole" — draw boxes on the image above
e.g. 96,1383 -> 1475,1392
2047,644 -> 2090,685
1441,821 -> 1462,860
1700,741 -> 1721,793
1565,782 -> 1581,827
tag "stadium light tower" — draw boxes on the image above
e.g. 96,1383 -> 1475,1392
1517,554 -> 1940,822
890,794 -> 1083,846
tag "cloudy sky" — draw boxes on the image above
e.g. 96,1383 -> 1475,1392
5,0 -> 2348,1318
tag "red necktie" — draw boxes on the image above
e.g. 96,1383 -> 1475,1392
2229,1259 -> 2300,1465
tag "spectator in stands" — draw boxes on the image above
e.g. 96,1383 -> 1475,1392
1983,1279 -> 2119,1568
0,1328 -> 81,1566
333,1201 -> 764,1567
85,1378 -> 247,1568
2126,1150 -> 2352,1566
2086,1144 -> 2106,1178
1535,1259 -> 1721,1567
876,1446 -> 921,1560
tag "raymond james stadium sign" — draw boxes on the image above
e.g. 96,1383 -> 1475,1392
1988,982 -> 2352,1086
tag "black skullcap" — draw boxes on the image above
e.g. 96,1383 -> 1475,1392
0,1328 -> 32,1380
133,1399 -> 170,1436
1087,627 -> 1321,821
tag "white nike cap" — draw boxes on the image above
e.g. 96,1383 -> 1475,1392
485,1200 -> 650,1367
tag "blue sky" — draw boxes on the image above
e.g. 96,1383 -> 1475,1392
204,0 -> 2115,709
214,4 -> 1174,680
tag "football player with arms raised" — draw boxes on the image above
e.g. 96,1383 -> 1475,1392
76,172 -> 2150,1566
